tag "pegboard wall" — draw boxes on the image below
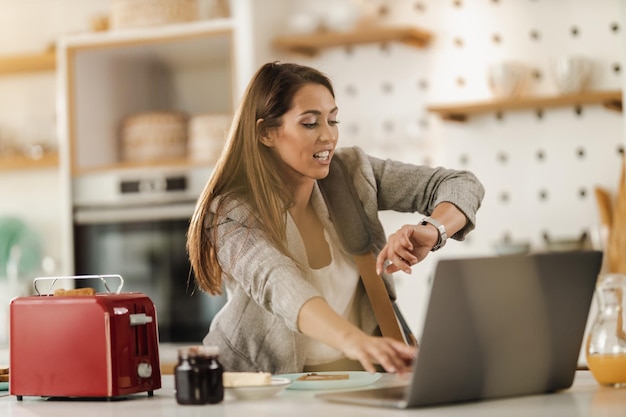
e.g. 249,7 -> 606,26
277,0 -> 626,332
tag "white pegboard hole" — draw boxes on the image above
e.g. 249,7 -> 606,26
536,150 -> 546,162
574,106 -> 584,117
612,63 -> 621,75
414,2 -> 426,13
531,68 -> 542,81
345,84 -> 357,97
381,81 -> 393,94
578,187 -> 588,200
535,109 -> 544,120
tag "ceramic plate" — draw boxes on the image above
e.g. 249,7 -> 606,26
0,382 -> 8,391
225,377 -> 292,400
274,371 -> 381,391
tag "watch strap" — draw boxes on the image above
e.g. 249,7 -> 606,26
420,216 -> 448,252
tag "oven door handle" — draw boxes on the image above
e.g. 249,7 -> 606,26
74,202 -> 197,224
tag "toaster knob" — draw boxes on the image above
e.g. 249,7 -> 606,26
138,362 -> 153,378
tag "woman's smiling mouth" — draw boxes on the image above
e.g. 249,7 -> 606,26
313,150 -> 330,161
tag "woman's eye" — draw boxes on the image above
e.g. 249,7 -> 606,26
302,120 -> 339,129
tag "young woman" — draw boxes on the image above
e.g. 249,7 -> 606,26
187,62 -> 484,375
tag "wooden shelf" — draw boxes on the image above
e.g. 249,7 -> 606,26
0,152 -> 59,171
272,25 -> 432,56
427,90 -> 623,122
0,51 -> 56,75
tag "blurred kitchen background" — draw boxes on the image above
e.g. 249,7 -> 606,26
0,0 -> 624,346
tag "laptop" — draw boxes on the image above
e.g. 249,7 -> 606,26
317,250 -> 603,408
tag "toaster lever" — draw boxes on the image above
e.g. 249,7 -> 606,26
130,313 -> 153,326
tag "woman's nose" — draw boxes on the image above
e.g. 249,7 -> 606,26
320,123 -> 337,142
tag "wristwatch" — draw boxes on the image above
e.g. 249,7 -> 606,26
420,216 -> 448,252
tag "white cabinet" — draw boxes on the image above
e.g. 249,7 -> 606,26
58,19 -> 237,176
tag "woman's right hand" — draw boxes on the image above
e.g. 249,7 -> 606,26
298,297 -> 417,374
340,331 -> 417,374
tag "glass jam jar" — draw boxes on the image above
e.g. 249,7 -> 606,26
203,345 -> 224,404
175,345 -> 224,405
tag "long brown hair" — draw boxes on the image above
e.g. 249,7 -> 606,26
187,62 -> 335,294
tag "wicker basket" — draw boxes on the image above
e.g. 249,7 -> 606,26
187,113 -> 232,164
110,0 -> 199,29
120,112 -> 188,162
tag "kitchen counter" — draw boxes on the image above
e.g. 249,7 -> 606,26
1,371 -> 625,416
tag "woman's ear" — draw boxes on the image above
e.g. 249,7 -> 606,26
257,118 -> 274,148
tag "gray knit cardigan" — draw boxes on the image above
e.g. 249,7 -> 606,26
202,146 -> 485,374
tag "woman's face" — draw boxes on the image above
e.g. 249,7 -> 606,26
262,83 -> 339,186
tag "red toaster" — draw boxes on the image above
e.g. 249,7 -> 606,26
9,275 -> 162,400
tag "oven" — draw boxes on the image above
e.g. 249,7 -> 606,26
72,166 -> 226,343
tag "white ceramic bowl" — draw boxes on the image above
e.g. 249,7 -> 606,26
551,56 -> 592,94
487,61 -> 528,98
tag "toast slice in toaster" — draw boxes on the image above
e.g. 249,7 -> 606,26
53,288 -> 96,296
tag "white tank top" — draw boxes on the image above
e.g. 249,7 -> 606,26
304,230 -> 361,366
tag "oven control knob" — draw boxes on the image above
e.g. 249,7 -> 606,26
138,362 -> 153,378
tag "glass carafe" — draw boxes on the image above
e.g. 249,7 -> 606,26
586,273 -> 626,387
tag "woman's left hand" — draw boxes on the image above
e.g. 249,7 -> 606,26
375,224 -> 437,275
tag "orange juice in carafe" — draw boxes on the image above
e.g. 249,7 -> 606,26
586,274 -> 626,387
586,353 -> 626,387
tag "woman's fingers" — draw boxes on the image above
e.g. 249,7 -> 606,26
376,226 -> 422,274
349,336 -> 418,375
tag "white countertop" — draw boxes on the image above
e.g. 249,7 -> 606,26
1,371 -> 625,416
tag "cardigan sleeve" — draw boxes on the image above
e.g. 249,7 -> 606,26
335,146 -> 485,240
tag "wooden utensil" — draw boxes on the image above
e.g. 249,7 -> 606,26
607,156 -> 626,274
594,186 -> 613,229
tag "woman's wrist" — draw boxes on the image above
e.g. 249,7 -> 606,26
419,216 -> 448,251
